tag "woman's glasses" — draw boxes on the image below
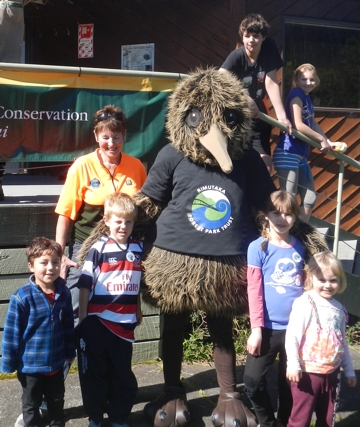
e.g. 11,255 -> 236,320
95,112 -> 124,123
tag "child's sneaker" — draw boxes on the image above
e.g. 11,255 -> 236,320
14,414 -> 24,427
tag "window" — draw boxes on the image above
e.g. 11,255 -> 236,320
283,17 -> 360,109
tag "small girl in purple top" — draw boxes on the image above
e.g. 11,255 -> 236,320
273,64 -> 332,222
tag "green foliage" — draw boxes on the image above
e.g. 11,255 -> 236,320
183,314 -> 360,363
183,310 -> 250,363
183,311 -> 213,362
346,321 -> 360,347
233,315 -> 251,357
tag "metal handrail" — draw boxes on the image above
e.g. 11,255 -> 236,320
258,112 -> 360,256
0,62 -> 188,80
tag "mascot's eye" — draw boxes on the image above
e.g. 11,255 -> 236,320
185,109 -> 203,128
224,109 -> 240,128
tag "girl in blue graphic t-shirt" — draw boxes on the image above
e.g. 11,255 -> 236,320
273,64 -> 332,222
244,190 -> 305,427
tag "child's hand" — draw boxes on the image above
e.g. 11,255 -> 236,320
346,376 -> 357,387
247,327 -> 262,356
319,137 -> 331,153
60,254 -> 78,279
286,370 -> 302,382
278,117 -> 293,135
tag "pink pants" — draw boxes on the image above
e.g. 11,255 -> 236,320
287,368 -> 340,427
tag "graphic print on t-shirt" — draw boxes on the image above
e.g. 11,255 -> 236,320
242,76 -> 252,89
257,71 -> 266,84
303,97 -> 313,125
265,251 -> 302,294
187,187 -> 233,234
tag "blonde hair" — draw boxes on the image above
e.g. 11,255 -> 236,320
292,63 -> 320,89
259,191 -> 300,250
103,193 -> 138,220
305,251 -> 347,293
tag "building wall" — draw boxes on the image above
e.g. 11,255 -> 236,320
24,0 -> 360,233
25,0 -> 232,72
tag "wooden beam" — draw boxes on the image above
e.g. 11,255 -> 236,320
230,0 -> 246,51
0,331 -> 161,363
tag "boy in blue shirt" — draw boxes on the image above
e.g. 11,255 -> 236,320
1,237 -> 75,427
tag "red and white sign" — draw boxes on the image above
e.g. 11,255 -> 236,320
78,24 -> 94,58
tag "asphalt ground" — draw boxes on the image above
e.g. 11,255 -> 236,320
0,347 -> 359,427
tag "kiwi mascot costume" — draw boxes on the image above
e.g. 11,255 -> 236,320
136,68 -> 268,427
79,68 -> 327,427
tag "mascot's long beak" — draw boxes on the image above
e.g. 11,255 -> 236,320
199,124 -> 233,174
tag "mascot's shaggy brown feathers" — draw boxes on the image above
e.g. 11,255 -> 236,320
79,68 -> 327,427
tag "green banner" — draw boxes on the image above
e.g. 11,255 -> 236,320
0,66 -> 182,162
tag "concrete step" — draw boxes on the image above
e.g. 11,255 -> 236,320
327,239 -> 358,274
352,254 -> 360,278
310,217 -> 359,275
314,227 -> 330,242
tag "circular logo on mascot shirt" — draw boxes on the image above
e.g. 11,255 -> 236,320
188,189 -> 232,233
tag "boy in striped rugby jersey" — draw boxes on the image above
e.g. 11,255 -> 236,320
77,193 -> 143,427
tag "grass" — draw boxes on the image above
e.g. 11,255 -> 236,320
0,371 -> 16,380
183,310 -> 250,362
0,361 -> 78,380
346,321 -> 360,346
335,413 -> 360,426
182,312 -> 360,363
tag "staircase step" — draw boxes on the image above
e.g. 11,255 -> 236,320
352,252 -> 360,278
310,216 -> 360,276
315,227 -> 330,240
328,240 -> 358,274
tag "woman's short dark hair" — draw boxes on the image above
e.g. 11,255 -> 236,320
93,105 -> 127,136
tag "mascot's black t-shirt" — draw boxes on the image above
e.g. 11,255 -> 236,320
141,144 -> 275,257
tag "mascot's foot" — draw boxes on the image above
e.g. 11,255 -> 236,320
143,384 -> 190,427
211,391 -> 257,427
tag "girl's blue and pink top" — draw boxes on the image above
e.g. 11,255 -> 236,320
247,236 -> 305,330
